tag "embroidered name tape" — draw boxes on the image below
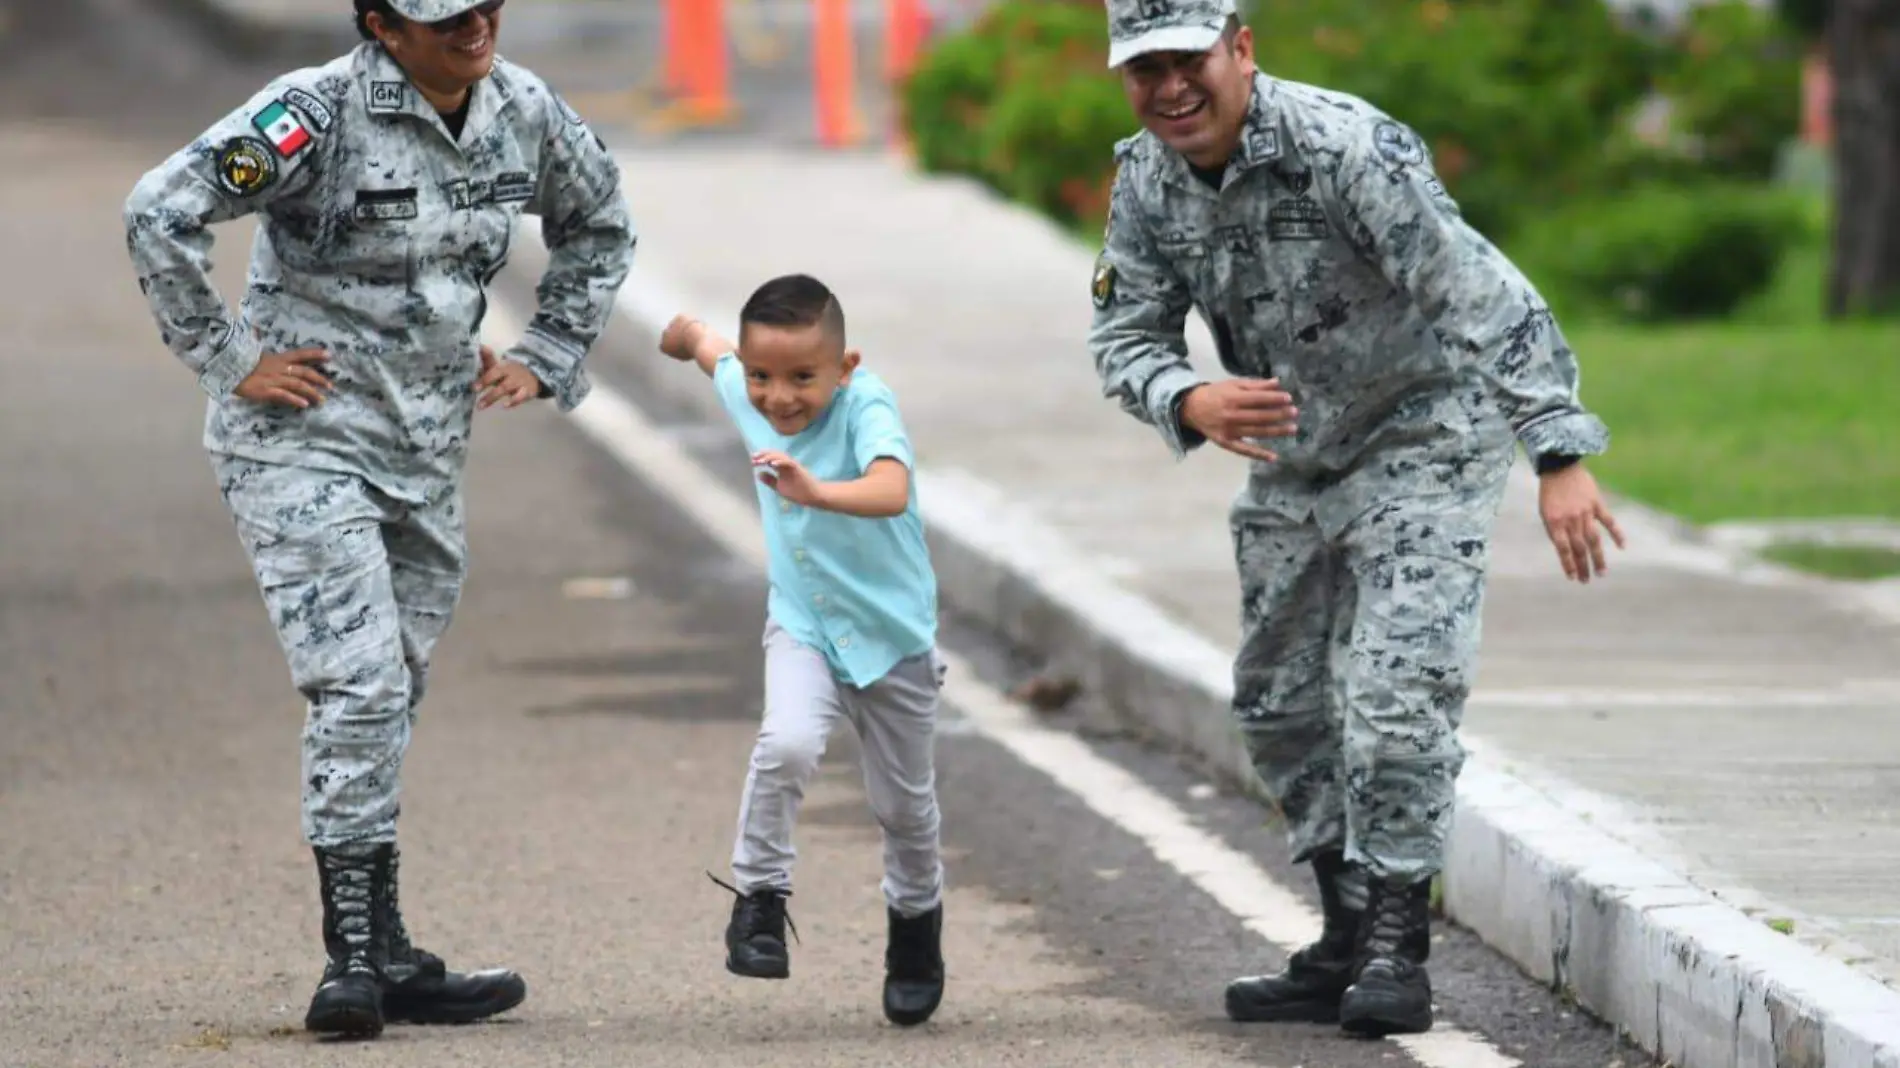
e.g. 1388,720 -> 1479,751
353,187 -> 419,221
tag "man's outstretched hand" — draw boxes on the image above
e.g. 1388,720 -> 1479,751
1539,463 -> 1627,583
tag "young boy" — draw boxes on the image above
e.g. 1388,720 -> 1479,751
657,273 -> 947,1028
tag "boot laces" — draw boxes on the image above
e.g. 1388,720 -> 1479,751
706,872 -> 800,945
317,850 -> 381,978
1360,881 -> 1421,966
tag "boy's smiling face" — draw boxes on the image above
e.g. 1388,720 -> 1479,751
738,321 -> 860,436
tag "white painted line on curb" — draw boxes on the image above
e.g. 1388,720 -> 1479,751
479,300 -> 1523,1068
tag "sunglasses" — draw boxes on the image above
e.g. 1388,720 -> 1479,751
422,0 -> 503,33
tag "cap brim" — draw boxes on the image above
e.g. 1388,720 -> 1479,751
1107,23 -> 1225,67
387,0 -> 487,22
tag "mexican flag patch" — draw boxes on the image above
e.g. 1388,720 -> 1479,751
252,100 -> 311,158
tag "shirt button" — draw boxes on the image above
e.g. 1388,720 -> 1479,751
812,594 -> 826,606
779,500 -> 792,513
794,549 -> 806,561
838,637 -> 851,649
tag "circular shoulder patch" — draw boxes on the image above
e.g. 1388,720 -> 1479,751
1091,254 -> 1117,310
214,137 -> 278,198
1372,120 -> 1425,167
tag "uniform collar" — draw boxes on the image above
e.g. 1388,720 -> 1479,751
360,42 -> 512,146
1158,72 -> 1283,194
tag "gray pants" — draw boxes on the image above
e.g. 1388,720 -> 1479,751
731,623 -> 946,918
214,455 -> 466,849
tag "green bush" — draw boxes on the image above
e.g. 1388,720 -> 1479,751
1773,0 -> 1830,38
1245,0 -> 1664,242
1511,182 -> 1811,323
1647,1 -> 1806,181
900,0 -> 1108,193
979,54 -> 1138,228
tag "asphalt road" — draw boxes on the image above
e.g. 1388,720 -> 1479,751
0,1 -> 1662,1066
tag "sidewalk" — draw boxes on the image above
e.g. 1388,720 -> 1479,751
568,143 -> 1900,1068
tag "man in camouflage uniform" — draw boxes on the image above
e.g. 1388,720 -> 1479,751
123,0 -> 635,1038
1088,0 -> 1627,1037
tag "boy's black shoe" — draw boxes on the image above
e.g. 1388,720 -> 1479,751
304,844 -> 393,1039
882,903 -> 945,1027
1225,850 -> 1361,1023
380,846 -> 529,1025
1337,875 -> 1435,1037
709,873 -> 797,979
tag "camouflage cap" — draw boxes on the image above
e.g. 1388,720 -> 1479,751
1104,0 -> 1237,68
386,0 -> 491,23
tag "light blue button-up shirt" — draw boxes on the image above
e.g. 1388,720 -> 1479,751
713,353 -> 939,688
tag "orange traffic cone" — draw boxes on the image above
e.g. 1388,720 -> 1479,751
884,0 -> 932,84
813,0 -> 862,147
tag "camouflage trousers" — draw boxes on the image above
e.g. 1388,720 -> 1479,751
214,455 -> 467,848
1229,472 -> 1509,884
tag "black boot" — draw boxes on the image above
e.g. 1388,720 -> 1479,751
882,903 -> 945,1027
379,846 -> 529,1025
304,844 -> 393,1039
1337,875 -> 1435,1037
710,873 -> 797,979
1225,850 -> 1362,1023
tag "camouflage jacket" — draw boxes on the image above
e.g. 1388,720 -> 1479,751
1088,72 -> 1608,530
124,42 -> 635,501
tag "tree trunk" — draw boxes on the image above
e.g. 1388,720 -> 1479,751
1827,0 -> 1900,318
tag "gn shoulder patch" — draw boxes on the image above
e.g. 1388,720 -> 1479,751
214,137 -> 278,198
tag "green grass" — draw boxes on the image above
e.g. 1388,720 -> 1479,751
1570,317 -> 1900,524
1759,543 -> 1900,580
1529,184 -> 1900,532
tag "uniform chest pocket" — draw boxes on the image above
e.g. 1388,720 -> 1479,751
334,186 -> 420,287
1161,229 -> 1273,377
1155,234 -> 1225,321
438,171 -> 533,282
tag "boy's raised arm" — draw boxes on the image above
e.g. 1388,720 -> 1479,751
658,314 -> 731,378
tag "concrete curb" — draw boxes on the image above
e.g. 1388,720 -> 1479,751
533,219 -> 1900,1068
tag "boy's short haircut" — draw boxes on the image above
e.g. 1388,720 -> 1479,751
739,274 -> 847,347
